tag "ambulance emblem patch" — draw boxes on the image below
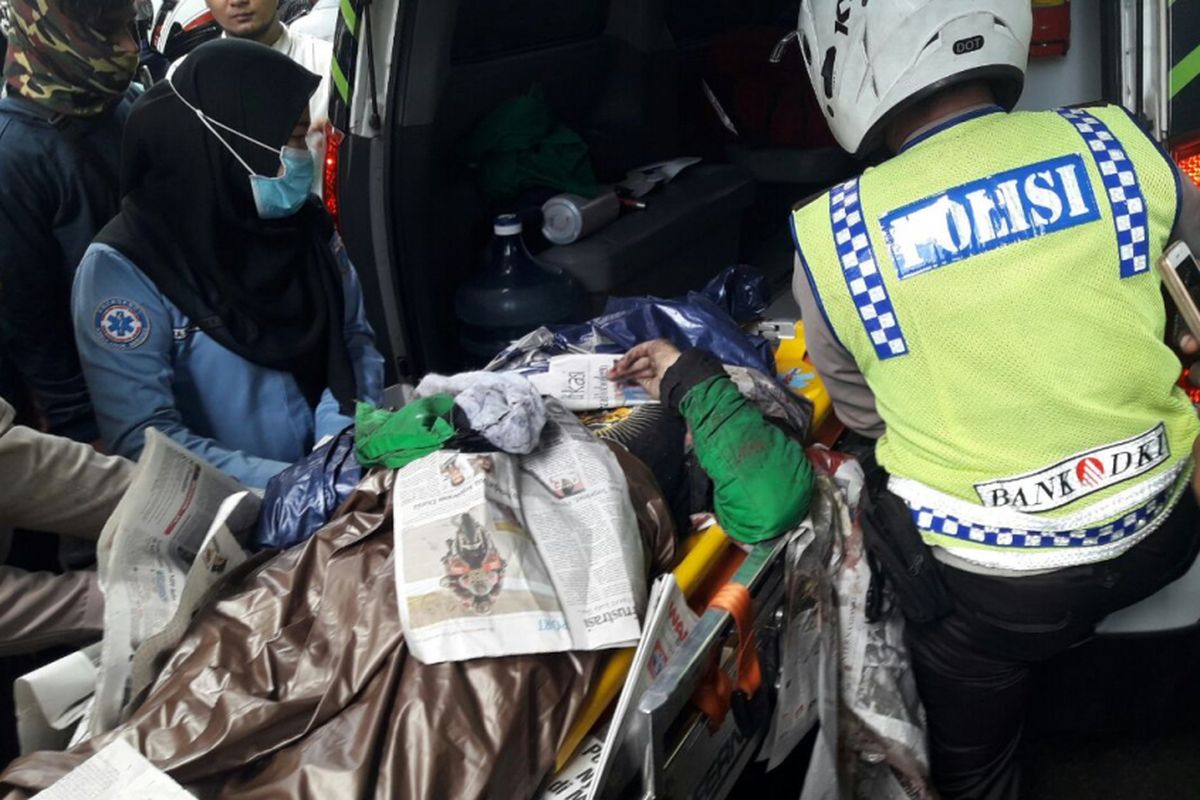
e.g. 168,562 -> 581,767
95,298 -> 150,350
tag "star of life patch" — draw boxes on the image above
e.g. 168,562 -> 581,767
973,423 -> 1170,512
94,298 -> 150,350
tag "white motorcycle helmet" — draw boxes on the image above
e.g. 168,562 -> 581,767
148,0 -> 220,61
796,0 -> 1032,157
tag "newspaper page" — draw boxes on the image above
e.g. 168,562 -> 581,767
90,429 -> 245,735
31,739 -> 193,800
799,457 -> 933,800
588,573 -> 698,800
393,400 -> 645,663
128,491 -> 259,702
538,733 -> 606,800
760,519 -> 826,770
518,402 -> 646,650
835,496 -> 931,800
67,700 -> 95,750
526,354 -> 654,411
798,473 -> 849,800
15,643 -> 102,755
393,448 -> 575,662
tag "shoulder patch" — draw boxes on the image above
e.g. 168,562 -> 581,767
94,298 -> 151,350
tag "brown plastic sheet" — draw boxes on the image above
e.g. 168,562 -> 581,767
0,444 -> 674,800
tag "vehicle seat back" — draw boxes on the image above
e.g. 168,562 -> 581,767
1096,545 -> 1200,634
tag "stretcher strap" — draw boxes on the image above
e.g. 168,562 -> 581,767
691,583 -> 761,730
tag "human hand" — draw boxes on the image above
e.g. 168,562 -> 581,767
607,339 -> 682,401
1177,330 -> 1200,386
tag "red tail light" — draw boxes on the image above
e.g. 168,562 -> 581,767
1171,136 -> 1200,191
1168,136 -> 1200,401
323,122 -> 346,230
1178,369 -> 1200,406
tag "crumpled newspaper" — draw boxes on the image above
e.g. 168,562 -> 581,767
798,448 -> 933,800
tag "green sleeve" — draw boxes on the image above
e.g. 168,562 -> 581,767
678,375 -> 814,543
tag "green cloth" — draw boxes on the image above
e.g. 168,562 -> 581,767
354,397 -> 458,469
679,376 -> 814,544
464,86 -> 598,202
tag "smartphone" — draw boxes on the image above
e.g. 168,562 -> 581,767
1158,241 -> 1200,341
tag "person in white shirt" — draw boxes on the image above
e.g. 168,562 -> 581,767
204,0 -> 331,127
288,0 -> 338,43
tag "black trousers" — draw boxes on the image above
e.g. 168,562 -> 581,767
904,491 -> 1200,800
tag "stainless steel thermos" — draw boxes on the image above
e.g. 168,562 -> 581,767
541,191 -> 621,245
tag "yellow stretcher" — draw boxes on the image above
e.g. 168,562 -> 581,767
551,321 -> 838,798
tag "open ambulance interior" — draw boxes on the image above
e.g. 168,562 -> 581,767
8,2 -> 1200,799
315,2 -> 1200,796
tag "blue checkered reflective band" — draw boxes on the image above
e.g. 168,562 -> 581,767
913,485 -> 1172,549
1057,108 -> 1150,278
829,179 -> 909,360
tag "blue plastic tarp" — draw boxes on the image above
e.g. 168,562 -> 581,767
253,426 -> 362,551
485,265 -> 775,375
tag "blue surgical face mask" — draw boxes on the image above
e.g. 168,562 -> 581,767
250,147 -> 314,219
167,78 -> 313,219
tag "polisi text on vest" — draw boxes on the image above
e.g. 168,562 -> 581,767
881,153 -> 1102,279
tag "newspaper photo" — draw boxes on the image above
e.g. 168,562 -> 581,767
393,400 -> 646,663
588,573 -> 698,800
525,354 -> 654,411
90,429 -> 252,736
31,739 -> 193,800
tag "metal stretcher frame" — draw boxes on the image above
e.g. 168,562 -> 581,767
626,534 -> 792,800
556,322 -> 839,799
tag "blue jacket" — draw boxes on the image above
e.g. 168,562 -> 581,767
0,93 -> 134,440
72,236 -> 385,488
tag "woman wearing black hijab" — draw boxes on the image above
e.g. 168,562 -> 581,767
71,39 -> 384,488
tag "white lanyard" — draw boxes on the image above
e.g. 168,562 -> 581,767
167,78 -> 278,176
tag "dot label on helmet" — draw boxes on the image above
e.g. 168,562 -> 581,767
953,35 -> 986,55
950,35 -> 988,56
880,154 -> 1101,279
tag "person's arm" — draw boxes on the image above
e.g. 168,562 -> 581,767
72,248 -> 290,488
1170,165 -> 1200,253
791,254 -> 884,438
610,341 -> 814,543
314,237 -> 385,441
0,397 -> 132,537
0,142 -> 97,440
0,566 -> 103,657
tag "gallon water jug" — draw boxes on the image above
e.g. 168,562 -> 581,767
456,214 -> 582,365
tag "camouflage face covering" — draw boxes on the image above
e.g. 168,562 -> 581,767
3,0 -> 136,116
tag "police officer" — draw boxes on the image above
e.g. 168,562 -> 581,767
790,2 -> 1200,797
